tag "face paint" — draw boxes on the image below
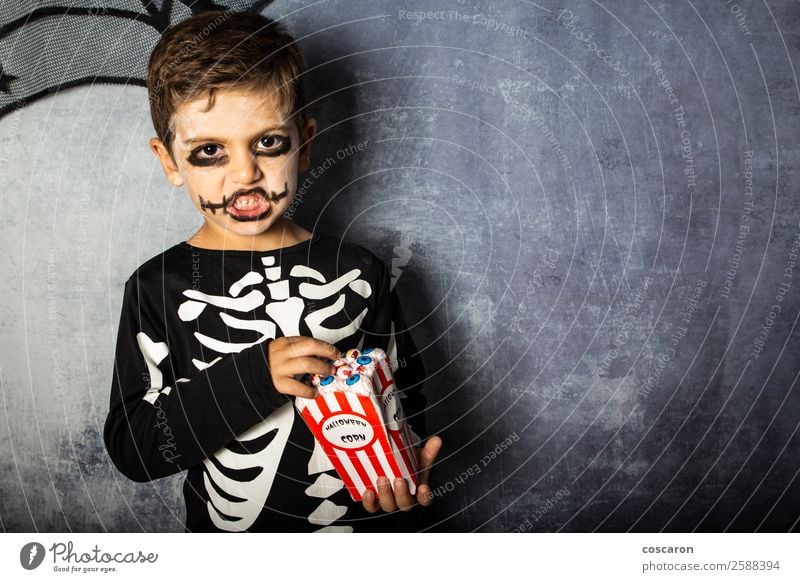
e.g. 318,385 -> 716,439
186,135 -> 292,167
166,88 -> 309,247
256,135 -> 291,157
198,182 -> 289,222
187,144 -> 226,167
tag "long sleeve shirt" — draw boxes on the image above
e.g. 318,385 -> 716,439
103,231 -> 430,532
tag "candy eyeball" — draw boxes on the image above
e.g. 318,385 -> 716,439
335,366 -> 353,380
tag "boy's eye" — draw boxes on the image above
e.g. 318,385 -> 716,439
187,144 -> 226,167
260,136 -> 279,149
256,135 -> 291,156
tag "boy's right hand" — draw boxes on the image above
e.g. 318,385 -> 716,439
266,336 -> 340,399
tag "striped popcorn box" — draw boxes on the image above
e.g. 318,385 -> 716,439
295,347 -> 418,501
295,390 -> 413,502
355,348 -> 420,478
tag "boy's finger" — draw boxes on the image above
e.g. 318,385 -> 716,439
417,484 -> 435,506
278,378 -> 317,399
290,356 -> 336,377
393,478 -> 415,511
376,477 -> 397,513
417,436 -> 443,486
362,489 -> 379,513
284,337 -> 341,360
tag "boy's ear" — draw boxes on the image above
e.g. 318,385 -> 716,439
149,137 -> 184,187
297,118 -> 317,173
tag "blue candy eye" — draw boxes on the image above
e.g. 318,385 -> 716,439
356,356 -> 372,365
345,374 -> 360,386
320,375 -> 334,386
361,347 -> 374,355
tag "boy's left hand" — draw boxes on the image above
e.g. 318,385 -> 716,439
362,435 -> 443,513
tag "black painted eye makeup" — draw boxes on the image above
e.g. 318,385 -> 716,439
255,134 -> 291,157
185,135 -> 291,167
187,144 -> 226,167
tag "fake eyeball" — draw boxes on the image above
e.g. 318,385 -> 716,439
335,366 -> 353,380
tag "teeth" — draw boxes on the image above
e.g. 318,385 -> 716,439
234,196 -> 261,209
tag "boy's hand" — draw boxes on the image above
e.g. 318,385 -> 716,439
362,435 -> 443,513
266,336 -> 340,399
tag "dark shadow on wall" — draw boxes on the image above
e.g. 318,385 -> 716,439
292,28 -> 497,533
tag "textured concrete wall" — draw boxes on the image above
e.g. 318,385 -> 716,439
1,0 -> 798,532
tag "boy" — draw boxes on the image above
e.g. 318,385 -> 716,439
103,11 -> 441,532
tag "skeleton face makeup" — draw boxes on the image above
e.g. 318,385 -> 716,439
150,87 -> 315,248
198,184 -> 289,222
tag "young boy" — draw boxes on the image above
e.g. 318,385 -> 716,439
103,11 -> 441,532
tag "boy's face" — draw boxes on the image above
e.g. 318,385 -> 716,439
149,87 -> 315,245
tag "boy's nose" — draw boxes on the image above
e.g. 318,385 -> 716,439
229,151 -> 262,184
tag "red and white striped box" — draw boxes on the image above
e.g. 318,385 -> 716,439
295,348 -> 418,501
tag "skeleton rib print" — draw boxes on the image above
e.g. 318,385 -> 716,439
145,256 -> 372,531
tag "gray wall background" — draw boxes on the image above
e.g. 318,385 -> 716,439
1,0 -> 799,532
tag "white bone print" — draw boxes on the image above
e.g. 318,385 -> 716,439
167,261 -> 375,530
203,402 -> 294,532
136,332 -> 172,404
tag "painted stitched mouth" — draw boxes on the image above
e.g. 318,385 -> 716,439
199,183 -> 290,222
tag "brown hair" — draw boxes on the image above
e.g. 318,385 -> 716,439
147,11 -> 308,152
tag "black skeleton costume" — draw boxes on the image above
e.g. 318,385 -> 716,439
104,232 -> 431,532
